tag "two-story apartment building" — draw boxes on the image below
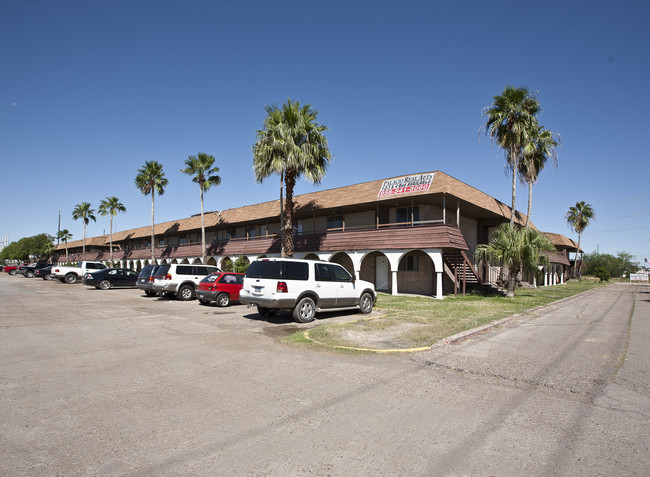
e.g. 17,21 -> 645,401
54,171 -> 576,298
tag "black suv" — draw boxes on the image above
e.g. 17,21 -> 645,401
136,264 -> 161,296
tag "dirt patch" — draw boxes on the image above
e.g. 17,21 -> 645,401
338,323 -> 422,349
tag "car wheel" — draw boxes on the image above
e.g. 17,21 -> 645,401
216,293 -> 230,307
144,290 -> 157,297
44,273 -> 53,281
99,279 -> 112,290
359,292 -> 374,314
198,299 -> 211,306
293,297 -> 316,323
25,271 -> 34,278
178,285 -> 195,301
64,273 -> 77,284
8,270 -> 16,276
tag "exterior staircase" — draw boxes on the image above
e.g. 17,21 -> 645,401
442,250 -> 505,296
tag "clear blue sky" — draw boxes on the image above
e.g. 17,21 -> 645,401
2,0 -> 649,264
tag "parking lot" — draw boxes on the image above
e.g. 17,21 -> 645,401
2,274 -> 648,476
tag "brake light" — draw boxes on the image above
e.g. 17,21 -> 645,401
165,274 -> 172,280
276,281 -> 288,293
148,276 -> 154,282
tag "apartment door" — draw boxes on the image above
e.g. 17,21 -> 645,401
375,256 -> 389,292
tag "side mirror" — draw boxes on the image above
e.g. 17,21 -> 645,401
352,274 -> 357,282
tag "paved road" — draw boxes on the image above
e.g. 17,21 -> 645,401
1,275 -> 648,476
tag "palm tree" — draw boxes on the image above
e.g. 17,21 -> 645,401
135,161 -> 168,264
519,125 -> 560,227
252,99 -> 332,257
98,196 -> 127,265
475,223 -> 555,297
483,86 -> 541,227
180,153 -> 221,264
57,229 -> 72,263
72,202 -> 96,260
566,201 -> 595,279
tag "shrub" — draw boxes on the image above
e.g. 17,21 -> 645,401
593,266 -> 611,282
233,255 -> 250,273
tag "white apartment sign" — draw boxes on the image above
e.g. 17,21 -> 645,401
378,173 -> 434,197
630,273 -> 649,282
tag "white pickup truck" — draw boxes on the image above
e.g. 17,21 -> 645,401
51,261 -> 107,284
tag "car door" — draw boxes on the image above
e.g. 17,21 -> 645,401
332,264 -> 358,307
218,273 -> 241,300
314,263 -> 339,308
124,270 -> 138,287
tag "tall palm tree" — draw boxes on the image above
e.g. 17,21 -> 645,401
566,201 -> 595,279
135,161 -> 168,264
475,223 -> 555,297
252,99 -> 332,257
180,153 -> 221,264
57,229 -> 72,263
72,202 -> 96,260
98,196 -> 127,265
519,125 -> 560,227
483,86 -> 541,227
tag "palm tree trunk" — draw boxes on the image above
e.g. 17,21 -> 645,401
283,170 -> 296,257
510,149 -> 517,227
525,181 -> 533,227
279,172 -> 284,257
200,186 -> 206,265
109,215 -> 114,264
575,232 -> 582,279
151,191 -> 156,264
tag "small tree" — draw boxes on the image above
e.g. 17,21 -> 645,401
593,266 -> 610,283
233,255 -> 250,273
221,257 -> 233,272
475,223 -> 555,297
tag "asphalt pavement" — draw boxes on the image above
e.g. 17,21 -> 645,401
1,274 -> 647,476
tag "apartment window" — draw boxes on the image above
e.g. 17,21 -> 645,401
158,238 -> 165,246
179,236 -> 188,245
396,206 -> 419,225
398,255 -> 419,271
327,215 -> 343,230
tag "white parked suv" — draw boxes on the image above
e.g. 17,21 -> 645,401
240,258 -> 376,323
151,263 -> 221,300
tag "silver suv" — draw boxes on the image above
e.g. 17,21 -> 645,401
240,258 -> 376,323
151,264 -> 221,300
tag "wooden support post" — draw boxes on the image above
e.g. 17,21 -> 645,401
443,194 -> 446,224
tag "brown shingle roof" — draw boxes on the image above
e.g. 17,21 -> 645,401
543,232 -> 581,252
102,171 -> 531,244
55,235 -> 108,251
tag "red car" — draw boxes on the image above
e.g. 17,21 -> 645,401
3,265 -> 19,275
196,272 -> 244,307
